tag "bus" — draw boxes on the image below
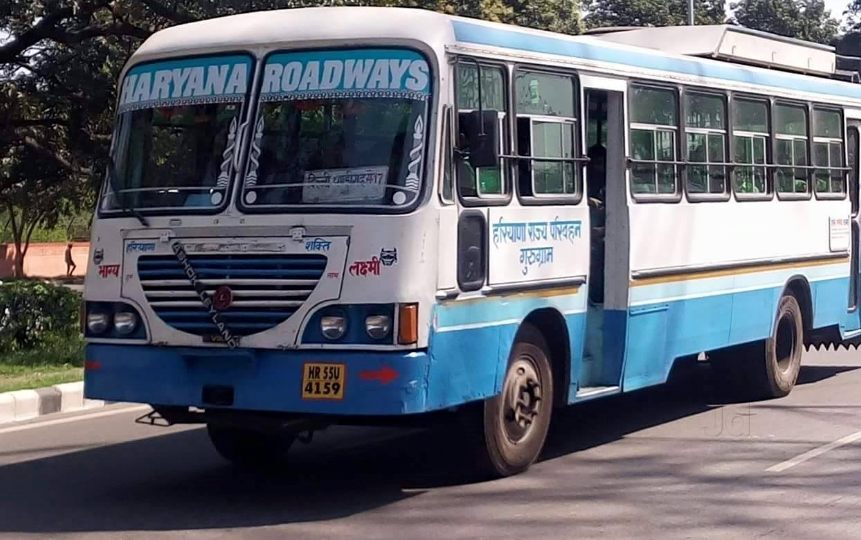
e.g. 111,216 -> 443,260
83,7 -> 861,477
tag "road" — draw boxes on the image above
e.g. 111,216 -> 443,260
1,348 -> 861,539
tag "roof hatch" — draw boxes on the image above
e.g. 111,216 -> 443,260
588,25 -> 836,77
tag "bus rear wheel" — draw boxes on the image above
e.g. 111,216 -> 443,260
206,424 -> 295,468
714,293 -> 803,400
475,324 -> 553,478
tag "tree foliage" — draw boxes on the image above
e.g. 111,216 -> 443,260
584,0 -> 726,28
731,0 -> 839,45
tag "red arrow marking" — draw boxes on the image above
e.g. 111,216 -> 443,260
359,365 -> 398,385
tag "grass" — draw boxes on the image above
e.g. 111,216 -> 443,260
0,365 -> 83,393
0,333 -> 85,393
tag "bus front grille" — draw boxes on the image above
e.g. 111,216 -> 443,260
137,254 -> 327,337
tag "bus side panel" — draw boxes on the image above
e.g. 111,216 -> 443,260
429,291 -> 587,407
813,276 -> 854,329
426,325 -> 504,409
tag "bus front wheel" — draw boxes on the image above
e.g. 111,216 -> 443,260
474,323 -> 554,477
206,424 -> 295,468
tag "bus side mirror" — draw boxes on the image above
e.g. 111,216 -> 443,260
460,110 -> 500,169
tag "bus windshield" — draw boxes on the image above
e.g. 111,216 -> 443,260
240,48 -> 431,210
101,55 -> 253,212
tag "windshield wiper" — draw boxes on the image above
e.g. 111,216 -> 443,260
106,156 -> 149,227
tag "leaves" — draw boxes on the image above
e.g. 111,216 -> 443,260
0,280 -> 82,351
585,0 -> 726,28
731,0 -> 839,45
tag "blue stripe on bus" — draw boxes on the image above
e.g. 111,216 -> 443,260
629,262 -> 850,306
452,21 -> 861,101
85,273 -> 859,414
434,286 -> 587,329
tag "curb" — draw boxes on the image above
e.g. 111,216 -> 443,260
0,382 -> 105,425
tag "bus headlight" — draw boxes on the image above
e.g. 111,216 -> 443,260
365,315 -> 392,340
86,311 -> 110,334
321,314 -> 347,340
113,310 -> 139,335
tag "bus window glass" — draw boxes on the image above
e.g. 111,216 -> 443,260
813,108 -> 845,195
850,127 -> 859,214
456,62 -> 507,197
515,70 -> 578,198
733,98 -> 769,196
685,92 -> 727,195
441,107 -> 453,202
243,49 -> 431,209
631,86 -> 678,196
103,55 -> 253,212
514,71 -> 575,117
775,104 -> 809,194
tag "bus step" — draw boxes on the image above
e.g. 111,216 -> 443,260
575,386 -> 620,401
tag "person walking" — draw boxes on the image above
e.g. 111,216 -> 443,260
65,243 -> 76,277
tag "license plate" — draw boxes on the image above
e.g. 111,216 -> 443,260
301,362 -> 345,400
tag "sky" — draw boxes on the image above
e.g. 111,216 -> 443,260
725,0 -> 849,22
824,0 -> 851,20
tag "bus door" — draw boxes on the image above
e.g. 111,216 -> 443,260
577,77 -> 629,398
848,121 -> 860,314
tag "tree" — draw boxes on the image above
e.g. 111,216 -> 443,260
846,0 -> 861,32
584,0 -> 726,28
731,0 -> 839,45
0,143 -> 85,277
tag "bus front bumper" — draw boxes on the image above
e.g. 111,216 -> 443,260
84,344 -> 447,416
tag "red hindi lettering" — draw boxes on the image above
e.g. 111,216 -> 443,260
367,256 -> 381,276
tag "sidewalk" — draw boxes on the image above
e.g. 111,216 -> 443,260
0,381 -> 105,424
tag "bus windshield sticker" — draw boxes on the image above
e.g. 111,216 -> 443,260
170,240 -> 239,348
118,55 -> 253,114
301,166 -> 389,204
260,49 -> 430,102
402,115 -> 425,198
242,115 -> 266,205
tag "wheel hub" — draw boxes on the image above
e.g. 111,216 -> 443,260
502,358 -> 543,443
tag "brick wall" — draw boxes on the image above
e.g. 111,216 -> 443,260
0,242 -> 89,279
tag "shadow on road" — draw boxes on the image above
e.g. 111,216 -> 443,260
796,364 -> 861,386
0,363 -> 853,534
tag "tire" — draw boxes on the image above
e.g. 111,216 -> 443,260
759,294 -> 804,397
206,424 -> 295,469
473,323 -> 554,478
712,294 -> 803,400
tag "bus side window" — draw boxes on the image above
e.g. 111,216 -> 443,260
455,62 -> 508,200
812,108 -> 846,198
513,69 -> 580,201
732,97 -> 770,199
774,103 -> 810,196
685,91 -> 728,198
629,85 -> 680,200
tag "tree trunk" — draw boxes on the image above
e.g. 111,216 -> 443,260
13,249 -> 25,278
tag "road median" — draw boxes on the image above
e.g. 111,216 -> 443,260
0,381 -> 105,424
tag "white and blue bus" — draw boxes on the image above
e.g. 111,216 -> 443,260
83,7 -> 861,477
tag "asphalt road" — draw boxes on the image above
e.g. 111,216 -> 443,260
1,348 -> 861,540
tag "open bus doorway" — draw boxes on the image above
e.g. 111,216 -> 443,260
579,87 -> 628,396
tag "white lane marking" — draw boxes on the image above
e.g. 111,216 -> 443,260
0,405 -> 150,436
766,429 -> 861,473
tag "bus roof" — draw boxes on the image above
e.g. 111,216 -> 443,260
131,7 -> 861,104
132,7 -> 456,61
